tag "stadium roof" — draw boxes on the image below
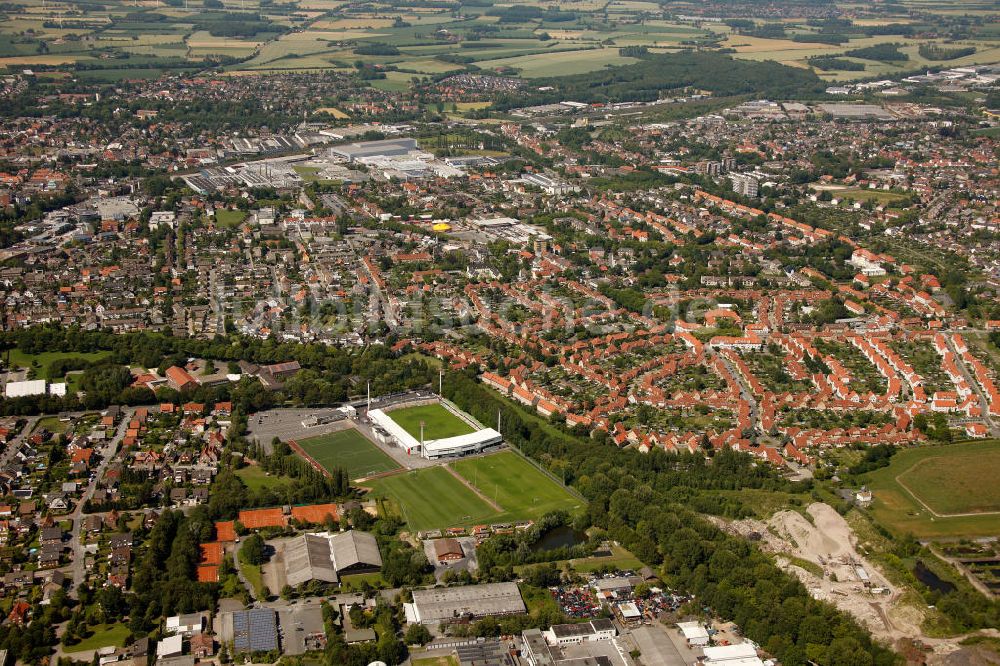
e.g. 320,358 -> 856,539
422,428 -> 502,456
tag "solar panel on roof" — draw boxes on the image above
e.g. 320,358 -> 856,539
232,610 -> 278,653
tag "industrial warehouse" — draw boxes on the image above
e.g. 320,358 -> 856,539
404,582 -> 526,625
276,531 -> 383,588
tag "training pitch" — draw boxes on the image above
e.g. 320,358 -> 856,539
365,450 -> 581,532
295,428 -> 401,479
865,439 -> 1000,538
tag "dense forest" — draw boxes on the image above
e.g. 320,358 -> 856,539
491,51 -> 827,109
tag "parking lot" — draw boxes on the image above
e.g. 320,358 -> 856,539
246,408 -> 351,453
276,605 -> 326,655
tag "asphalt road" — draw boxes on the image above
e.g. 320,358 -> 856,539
67,407 -> 135,596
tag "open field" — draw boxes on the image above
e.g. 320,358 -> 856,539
364,450 -> 581,531
476,47 -> 638,77
5,348 -> 111,379
833,188 -> 911,205
235,465 -> 294,492
451,450 -> 583,519
295,428 -> 400,479
864,440 -> 1000,538
65,623 -> 131,652
386,402 -> 475,441
897,446 -> 1000,515
214,209 -> 247,228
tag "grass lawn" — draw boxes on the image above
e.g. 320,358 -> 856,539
864,439 -> 1000,538
340,571 -> 388,591
364,466 -> 498,532
451,451 -> 582,520
295,428 -> 401,479
242,562 -> 266,598
214,209 -> 247,228
386,403 -> 475,441
516,544 -> 643,574
411,657 -> 459,666
236,465 -> 294,492
35,415 -> 71,434
65,623 -> 131,652
5,348 -> 111,379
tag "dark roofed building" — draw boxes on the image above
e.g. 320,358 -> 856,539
433,538 -> 465,563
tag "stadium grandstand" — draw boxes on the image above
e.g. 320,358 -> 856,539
368,404 -> 502,459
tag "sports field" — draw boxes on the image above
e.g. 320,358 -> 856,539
365,466 -> 499,531
452,451 -> 583,518
864,439 -> 1000,538
386,402 -> 475,441
295,428 -> 400,479
364,450 -> 582,532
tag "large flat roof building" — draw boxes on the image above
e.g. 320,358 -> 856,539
405,582 -> 525,625
331,138 -> 419,162
4,379 -> 48,398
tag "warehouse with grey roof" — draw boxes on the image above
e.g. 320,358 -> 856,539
331,138 -> 419,162
404,581 -> 525,625
281,531 -> 382,588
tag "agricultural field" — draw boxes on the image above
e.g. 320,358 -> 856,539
476,47 -> 639,78
4,0 -> 996,85
364,450 -> 581,532
385,402 -> 475,441
294,428 -> 400,479
863,440 -> 1000,539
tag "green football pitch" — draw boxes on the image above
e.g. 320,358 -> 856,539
295,429 -> 401,479
365,450 -> 582,532
386,402 -> 476,441
864,439 -> 1000,538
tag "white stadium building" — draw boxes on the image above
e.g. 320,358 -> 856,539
368,407 -> 502,460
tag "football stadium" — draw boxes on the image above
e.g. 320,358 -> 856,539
368,399 -> 502,459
